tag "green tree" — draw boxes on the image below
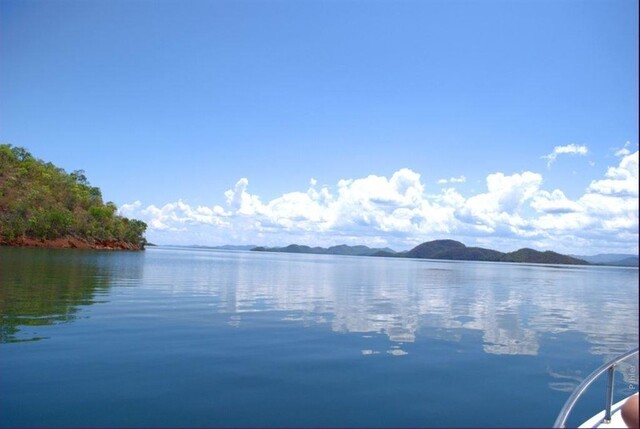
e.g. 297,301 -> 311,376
0,144 -> 147,248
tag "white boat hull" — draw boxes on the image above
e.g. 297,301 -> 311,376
579,394 -> 637,428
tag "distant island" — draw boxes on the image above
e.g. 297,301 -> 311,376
570,253 -> 640,267
252,243 -> 396,256
192,244 -> 258,251
0,145 -> 147,250
252,239 -> 592,265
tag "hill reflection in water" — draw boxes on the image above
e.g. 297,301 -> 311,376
0,248 -> 143,343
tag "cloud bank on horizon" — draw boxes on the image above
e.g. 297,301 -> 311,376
119,146 -> 639,255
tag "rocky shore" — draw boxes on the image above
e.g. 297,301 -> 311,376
0,236 -> 144,250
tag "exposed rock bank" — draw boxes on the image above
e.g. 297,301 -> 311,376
0,236 -> 144,250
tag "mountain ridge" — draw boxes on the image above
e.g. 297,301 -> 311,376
252,240 -> 592,265
252,243 -> 395,256
570,253 -> 639,267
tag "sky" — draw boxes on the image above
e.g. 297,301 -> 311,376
1,0 -> 638,254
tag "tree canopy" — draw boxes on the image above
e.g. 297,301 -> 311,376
0,144 -> 147,248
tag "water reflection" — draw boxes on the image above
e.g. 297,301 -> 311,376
2,246 -> 637,394
0,248 -> 140,343
191,252 -> 635,390
142,249 -> 638,364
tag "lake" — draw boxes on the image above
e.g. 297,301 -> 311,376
1,246 -> 638,427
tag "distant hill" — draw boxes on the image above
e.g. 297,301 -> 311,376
501,248 -> 587,265
571,253 -> 639,267
217,244 -> 258,251
251,239 -> 589,265
371,250 -> 401,257
404,239 -> 465,258
403,240 -> 504,262
252,244 -> 396,256
194,244 -> 258,251
399,240 -> 587,264
615,256 -> 640,267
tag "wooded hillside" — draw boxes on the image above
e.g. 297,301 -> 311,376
0,144 -> 146,249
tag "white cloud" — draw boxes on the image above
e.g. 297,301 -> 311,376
614,141 -> 632,158
587,151 -> 638,197
136,200 -> 229,231
531,190 -> 582,214
224,178 -> 264,215
542,144 -> 589,168
120,151 -> 639,254
456,172 -> 542,233
118,200 -> 142,216
437,175 -> 466,185
531,151 -> 638,244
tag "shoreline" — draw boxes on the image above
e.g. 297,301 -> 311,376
0,236 -> 144,251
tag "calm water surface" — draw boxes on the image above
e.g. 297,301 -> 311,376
1,246 -> 638,427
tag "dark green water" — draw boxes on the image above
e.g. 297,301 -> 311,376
1,246 -> 638,427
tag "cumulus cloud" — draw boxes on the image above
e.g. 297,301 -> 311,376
437,175 -> 466,185
224,178 -> 264,215
120,151 -> 639,254
531,190 -> 582,214
530,151 -> 638,243
542,144 -> 589,168
134,200 -> 229,231
119,200 -> 142,216
455,172 -> 541,235
587,151 -> 638,197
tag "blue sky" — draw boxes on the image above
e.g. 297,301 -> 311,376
1,0 -> 638,253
